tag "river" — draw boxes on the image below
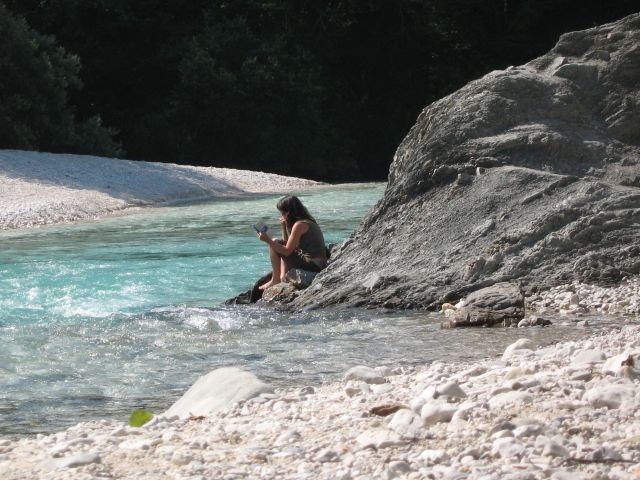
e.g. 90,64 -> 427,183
0,184 -> 617,437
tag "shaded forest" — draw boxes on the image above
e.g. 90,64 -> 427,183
1,0 -> 638,181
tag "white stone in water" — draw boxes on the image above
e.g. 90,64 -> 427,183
489,385 -> 513,397
491,437 -> 524,459
344,380 -> 370,397
436,381 -> 466,399
118,438 -> 157,450
109,427 -> 128,437
249,395 -> 270,404
504,367 -> 527,379
371,383 -> 394,395
171,451 -> 194,466
316,448 -> 339,462
513,424 -> 542,438
162,431 -> 182,442
491,429 -> 514,440
602,351 -> 640,374
298,386 -> 315,396
459,365 -> 487,378
56,452 -> 101,468
374,366 -> 394,377
451,401 -> 484,421
419,449 -> 450,465
420,402 -> 458,425
617,365 -> 640,380
387,460 -> 412,477
571,349 -> 606,365
584,384 -> 636,409
589,446 -> 623,461
275,429 -> 301,445
410,397 -> 426,414
343,366 -> 385,384
551,471 -> 592,480
541,439 -> 570,458
502,339 -> 536,360
569,369 -> 593,381
164,367 -> 273,419
388,408 -> 423,438
488,391 -> 533,409
356,429 -> 406,449
419,385 -> 438,400
272,400 -> 290,411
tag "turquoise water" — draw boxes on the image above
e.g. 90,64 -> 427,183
0,184 -> 626,438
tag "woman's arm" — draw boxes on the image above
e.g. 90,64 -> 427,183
280,215 -> 289,242
259,221 -> 308,255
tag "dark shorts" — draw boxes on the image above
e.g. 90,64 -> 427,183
283,250 -> 322,272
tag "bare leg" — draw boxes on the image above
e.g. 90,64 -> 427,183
280,258 -> 289,283
259,244 -> 282,290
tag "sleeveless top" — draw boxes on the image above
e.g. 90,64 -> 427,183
289,220 -> 327,268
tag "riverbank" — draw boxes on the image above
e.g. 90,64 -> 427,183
0,150 -> 323,230
2,148 -> 640,479
1,316 -> 639,479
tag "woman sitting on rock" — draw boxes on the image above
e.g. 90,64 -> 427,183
257,195 -> 327,290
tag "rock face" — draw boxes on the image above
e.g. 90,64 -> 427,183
292,13 -> 640,311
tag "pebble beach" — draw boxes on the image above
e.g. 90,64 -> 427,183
1,149 -> 640,479
0,150 -> 322,231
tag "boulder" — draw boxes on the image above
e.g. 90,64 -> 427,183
502,338 -> 537,361
164,367 -> 273,419
260,282 -> 299,304
583,384 -> 637,409
442,282 -> 524,327
285,268 -> 318,288
287,13 -> 640,311
343,365 -> 386,384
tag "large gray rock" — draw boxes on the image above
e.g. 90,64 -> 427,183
442,282 -> 525,327
164,367 -> 273,419
289,13 -> 640,311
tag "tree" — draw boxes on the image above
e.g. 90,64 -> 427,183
162,2 -> 358,179
4,0 -> 638,179
0,1 -> 121,156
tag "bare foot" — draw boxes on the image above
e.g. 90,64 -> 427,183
259,280 -> 281,290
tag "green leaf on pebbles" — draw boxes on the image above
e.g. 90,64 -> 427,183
129,409 -> 153,427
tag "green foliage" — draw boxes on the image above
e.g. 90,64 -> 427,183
2,0 -> 638,179
0,1 -> 122,156
128,408 -> 153,427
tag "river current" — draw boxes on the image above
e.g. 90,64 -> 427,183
0,184 -> 620,438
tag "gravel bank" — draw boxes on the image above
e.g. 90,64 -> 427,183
528,277 -> 640,317
1,317 -> 639,479
0,150 -> 322,230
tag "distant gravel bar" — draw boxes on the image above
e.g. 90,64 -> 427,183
0,150 -> 323,230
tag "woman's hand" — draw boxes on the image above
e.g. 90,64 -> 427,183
279,215 -> 287,227
258,232 -> 270,243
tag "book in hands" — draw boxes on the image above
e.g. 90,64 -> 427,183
253,222 -> 268,233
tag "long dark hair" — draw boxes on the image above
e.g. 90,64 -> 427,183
277,195 -> 316,230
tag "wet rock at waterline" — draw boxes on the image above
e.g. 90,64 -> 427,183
288,13 -> 640,312
225,268 -> 319,305
284,268 -> 318,289
441,282 -> 525,327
